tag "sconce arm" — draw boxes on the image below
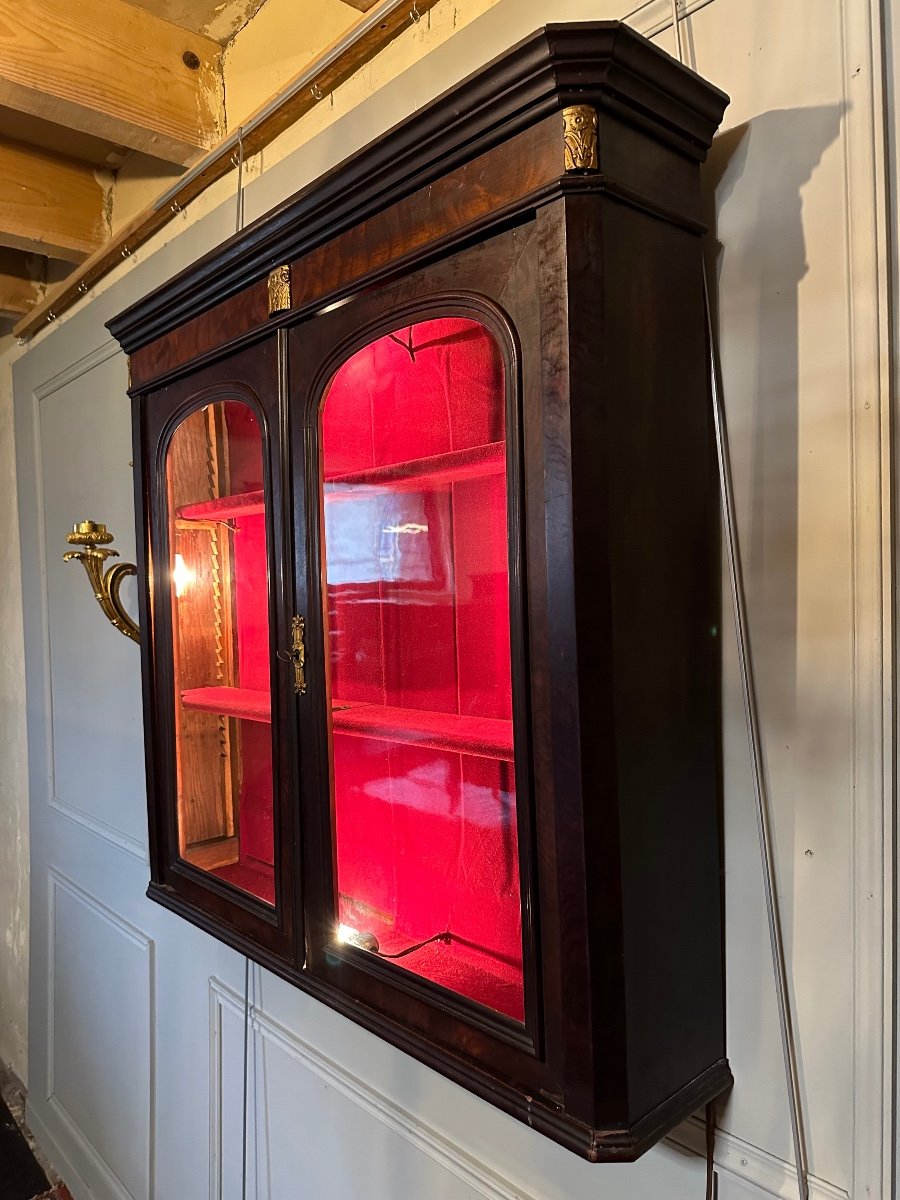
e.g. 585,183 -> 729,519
64,521 -> 140,644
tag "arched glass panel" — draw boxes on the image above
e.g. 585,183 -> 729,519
319,316 -> 524,1021
165,399 -> 275,906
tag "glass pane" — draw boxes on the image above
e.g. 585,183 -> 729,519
320,316 -> 524,1022
166,400 -> 275,906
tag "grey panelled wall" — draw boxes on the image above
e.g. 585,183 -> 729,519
7,0 -> 892,1198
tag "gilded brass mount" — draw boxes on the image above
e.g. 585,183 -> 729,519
277,614 -> 306,694
563,104 -> 599,171
267,264 -> 292,316
64,520 -> 140,644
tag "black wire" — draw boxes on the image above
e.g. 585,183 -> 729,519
241,956 -> 250,1200
705,1101 -> 716,1200
387,327 -> 416,361
378,930 -> 452,959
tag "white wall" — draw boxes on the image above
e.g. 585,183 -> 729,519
2,0 -> 893,1197
0,343 -> 29,1080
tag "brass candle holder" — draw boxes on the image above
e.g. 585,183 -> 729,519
64,520 -> 139,644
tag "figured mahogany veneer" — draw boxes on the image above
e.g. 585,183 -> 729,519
111,21 -> 731,1164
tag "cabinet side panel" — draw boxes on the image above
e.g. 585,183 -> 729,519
572,194 -> 726,1124
536,197 -> 627,1126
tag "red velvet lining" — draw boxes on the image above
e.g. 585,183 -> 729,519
174,401 -> 275,904
212,858 -> 275,906
322,318 -> 524,1021
175,341 -> 525,1005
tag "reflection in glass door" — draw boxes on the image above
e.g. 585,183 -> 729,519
319,316 -> 524,1021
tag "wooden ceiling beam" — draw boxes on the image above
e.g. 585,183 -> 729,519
0,0 -> 223,167
0,138 -> 109,263
14,0 -> 442,339
0,249 -> 42,317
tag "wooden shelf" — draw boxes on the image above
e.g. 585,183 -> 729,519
181,685 -> 270,723
180,686 -> 513,760
325,441 -> 505,491
178,491 -> 265,521
176,443 -> 506,523
332,702 -> 513,761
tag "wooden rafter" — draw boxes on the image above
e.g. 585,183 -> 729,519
0,138 -> 108,262
0,249 -> 42,317
14,0 -> 442,340
0,0 -> 223,167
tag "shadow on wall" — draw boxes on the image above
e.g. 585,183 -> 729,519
702,102 -> 846,1163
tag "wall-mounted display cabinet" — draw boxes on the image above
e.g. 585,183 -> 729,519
109,22 -> 731,1162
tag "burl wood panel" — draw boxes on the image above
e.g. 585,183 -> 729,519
286,117 -> 561,311
131,281 -> 269,390
129,117 -> 562,390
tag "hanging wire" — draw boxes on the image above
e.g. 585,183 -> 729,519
241,957 -> 251,1200
235,126 -> 246,235
704,266 -> 810,1200
705,1102 -> 716,1200
664,4 -> 809,1197
671,0 -> 685,65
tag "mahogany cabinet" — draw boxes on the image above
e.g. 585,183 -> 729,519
109,22 -> 731,1161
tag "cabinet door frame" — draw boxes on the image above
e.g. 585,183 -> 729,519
287,231 -> 555,1089
135,337 -> 299,962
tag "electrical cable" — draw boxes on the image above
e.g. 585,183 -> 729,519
705,1101 -> 716,1200
664,6 -> 810,1197
671,0 -> 685,65
704,263 -> 810,1200
387,326 -> 417,361
378,931 -> 453,959
235,127 -> 245,235
241,957 -> 251,1200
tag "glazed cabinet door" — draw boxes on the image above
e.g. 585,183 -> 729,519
287,224 -> 565,1099
135,337 -> 298,962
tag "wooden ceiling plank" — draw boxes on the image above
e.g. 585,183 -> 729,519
14,0 -> 442,339
0,138 -> 109,263
0,248 -> 42,316
0,0 -> 223,167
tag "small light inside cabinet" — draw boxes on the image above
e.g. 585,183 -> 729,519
337,923 -> 380,953
172,553 -> 194,598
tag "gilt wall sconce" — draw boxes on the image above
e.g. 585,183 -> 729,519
64,520 -> 140,643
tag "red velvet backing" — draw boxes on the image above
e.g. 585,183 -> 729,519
172,401 -> 276,902
172,340 -> 526,1016
322,318 -> 524,1021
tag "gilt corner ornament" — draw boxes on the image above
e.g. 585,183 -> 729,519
267,264 -> 292,316
64,520 -> 140,644
563,104 -> 599,172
